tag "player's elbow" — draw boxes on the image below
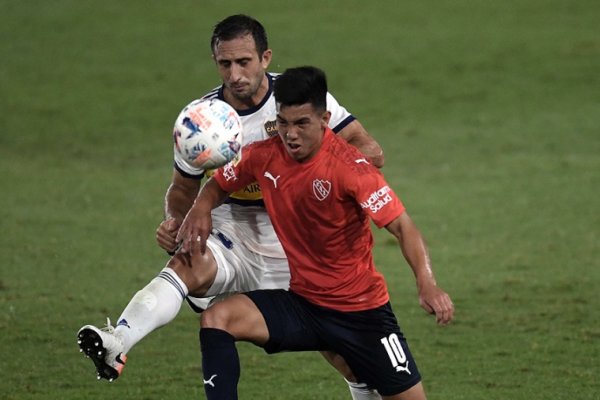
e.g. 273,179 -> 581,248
370,150 -> 384,168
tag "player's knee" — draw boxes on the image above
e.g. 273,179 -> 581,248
200,302 -> 231,330
167,252 -> 217,295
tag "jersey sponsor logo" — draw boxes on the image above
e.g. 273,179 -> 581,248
264,120 -> 278,137
313,179 -> 331,201
264,171 -> 281,188
222,163 -> 238,181
360,185 -> 392,213
228,181 -> 263,201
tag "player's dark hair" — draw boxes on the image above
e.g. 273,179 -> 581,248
211,14 -> 269,58
274,66 -> 328,112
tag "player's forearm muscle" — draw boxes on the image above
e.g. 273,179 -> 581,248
164,169 -> 201,222
386,213 -> 436,286
338,120 -> 385,168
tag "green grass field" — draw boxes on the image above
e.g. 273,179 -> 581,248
1,0 -> 599,399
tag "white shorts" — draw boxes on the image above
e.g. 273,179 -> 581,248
186,225 -> 290,312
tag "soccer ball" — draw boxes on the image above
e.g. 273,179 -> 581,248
173,98 -> 243,169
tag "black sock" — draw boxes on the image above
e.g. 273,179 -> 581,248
199,328 -> 240,400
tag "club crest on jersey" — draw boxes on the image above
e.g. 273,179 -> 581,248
313,179 -> 331,201
264,120 -> 278,137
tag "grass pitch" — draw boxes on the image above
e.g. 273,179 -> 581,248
1,1 -> 599,399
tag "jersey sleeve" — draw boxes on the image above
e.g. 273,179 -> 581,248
351,170 -> 405,228
212,144 -> 258,193
326,92 -> 356,133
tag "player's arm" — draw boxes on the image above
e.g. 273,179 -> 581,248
155,169 -> 201,253
385,212 -> 454,325
176,177 -> 230,255
337,119 -> 385,168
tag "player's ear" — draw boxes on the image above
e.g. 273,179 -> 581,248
322,110 -> 331,127
260,49 -> 272,68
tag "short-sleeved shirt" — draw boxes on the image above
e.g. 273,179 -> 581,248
173,73 -> 355,258
213,128 -> 405,311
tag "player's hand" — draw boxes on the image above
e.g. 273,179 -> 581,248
417,282 -> 454,325
176,205 -> 212,255
156,218 -> 182,253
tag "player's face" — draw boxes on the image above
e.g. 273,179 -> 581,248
213,34 -> 272,107
276,103 -> 331,162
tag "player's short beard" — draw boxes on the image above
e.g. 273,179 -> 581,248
229,74 -> 262,102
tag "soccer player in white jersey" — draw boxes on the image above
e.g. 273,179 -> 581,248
77,14 -> 383,399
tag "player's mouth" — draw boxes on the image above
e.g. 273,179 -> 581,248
286,142 -> 302,157
230,82 -> 247,93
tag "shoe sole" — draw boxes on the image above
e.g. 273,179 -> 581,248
77,328 -> 120,382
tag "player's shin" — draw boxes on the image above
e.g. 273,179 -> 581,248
114,267 -> 188,354
200,328 -> 241,400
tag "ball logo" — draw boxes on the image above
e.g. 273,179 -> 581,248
360,186 -> 393,213
313,179 -> 331,201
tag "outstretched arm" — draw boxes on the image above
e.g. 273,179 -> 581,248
386,212 -> 454,325
176,177 -> 230,255
337,119 -> 385,168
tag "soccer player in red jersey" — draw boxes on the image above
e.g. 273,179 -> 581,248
177,66 -> 454,399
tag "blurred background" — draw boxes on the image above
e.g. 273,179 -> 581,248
1,1 -> 598,399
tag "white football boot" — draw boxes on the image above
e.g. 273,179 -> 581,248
77,318 -> 127,382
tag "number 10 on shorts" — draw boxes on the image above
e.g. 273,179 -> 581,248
380,334 -> 411,374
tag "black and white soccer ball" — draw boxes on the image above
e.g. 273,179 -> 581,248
173,98 -> 243,169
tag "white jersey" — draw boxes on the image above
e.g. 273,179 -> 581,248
174,72 -> 355,258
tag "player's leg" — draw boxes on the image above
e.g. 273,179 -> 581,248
320,303 -> 424,400
77,243 -> 218,381
380,382 -> 426,400
199,293 -> 270,400
321,351 -> 383,400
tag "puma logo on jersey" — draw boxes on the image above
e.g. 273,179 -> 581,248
203,374 -> 218,387
355,158 -> 369,164
264,171 -> 281,188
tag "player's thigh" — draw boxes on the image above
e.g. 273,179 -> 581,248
381,382 -> 426,400
244,289 -> 324,353
186,229 -> 259,311
324,304 -> 422,397
205,229 -> 268,294
200,293 -> 270,345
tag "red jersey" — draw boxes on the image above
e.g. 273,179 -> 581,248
213,128 -> 405,311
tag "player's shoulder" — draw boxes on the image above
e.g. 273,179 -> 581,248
199,86 -> 221,101
328,134 -> 378,175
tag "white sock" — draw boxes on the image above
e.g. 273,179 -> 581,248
114,267 -> 189,354
345,378 -> 382,400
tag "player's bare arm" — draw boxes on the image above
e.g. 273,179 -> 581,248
386,212 -> 455,325
176,177 -> 230,255
337,119 -> 385,168
155,169 -> 201,252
